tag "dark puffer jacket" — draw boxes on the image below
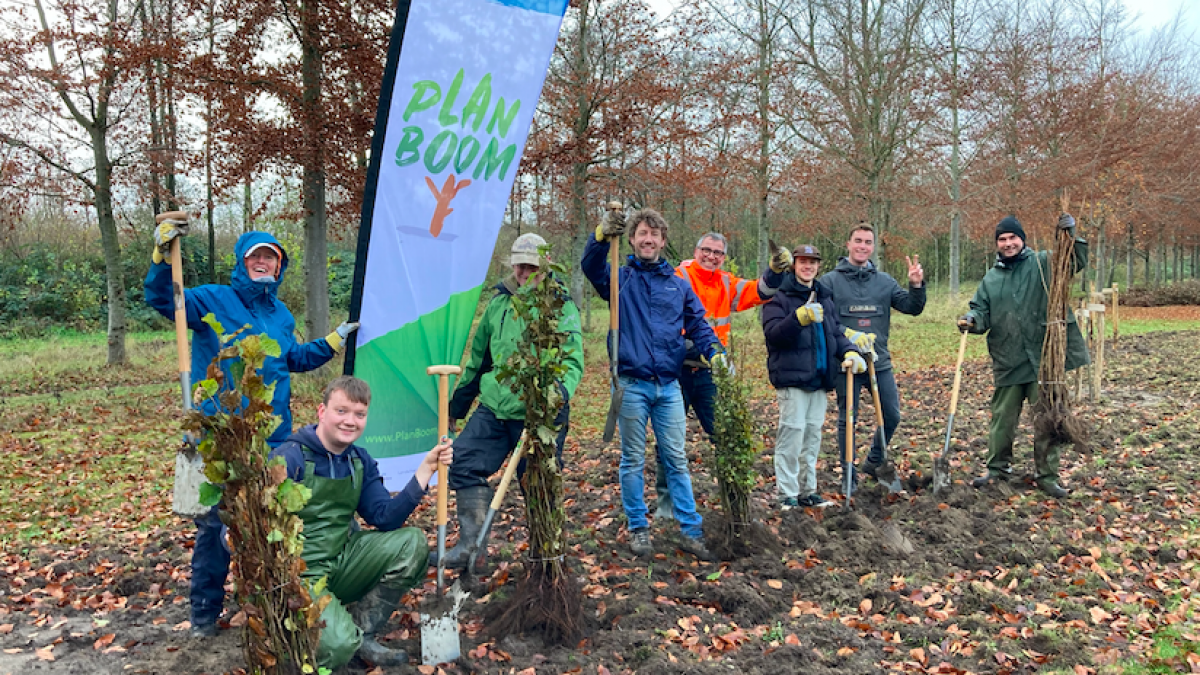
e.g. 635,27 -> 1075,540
762,274 -> 857,391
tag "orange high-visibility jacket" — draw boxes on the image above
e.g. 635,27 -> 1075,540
675,260 -> 773,347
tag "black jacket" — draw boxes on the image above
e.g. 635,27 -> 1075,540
761,274 -> 857,391
818,258 -> 925,372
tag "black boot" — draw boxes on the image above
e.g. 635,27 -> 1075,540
349,585 -> 407,666
430,486 -> 491,570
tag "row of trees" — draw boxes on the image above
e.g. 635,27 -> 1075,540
2,0 -> 1198,363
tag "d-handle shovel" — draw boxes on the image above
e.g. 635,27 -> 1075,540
843,365 -> 855,511
866,357 -> 904,494
466,431 -> 528,579
422,364 -> 466,666
162,213 -> 208,518
933,331 -> 969,495
602,201 -> 625,443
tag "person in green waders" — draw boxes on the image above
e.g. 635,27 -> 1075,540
270,375 -> 453,669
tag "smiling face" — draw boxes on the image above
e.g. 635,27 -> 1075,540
694,236 -> 727,272
793,256 -> 821,283
996,232 -> 1024,258
513,263 -> 541,287
245,247 -> 281,281
316,390 -> 368,454
846,228 -> 875,266
630,220 -> 666,262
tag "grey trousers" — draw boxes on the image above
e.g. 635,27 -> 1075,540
775,387 -> 828,498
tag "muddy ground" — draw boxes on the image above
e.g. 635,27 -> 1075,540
2,329 -> 1198,674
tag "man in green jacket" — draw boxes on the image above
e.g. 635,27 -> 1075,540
438,233 -> 585,568
958,213 -> 1089,498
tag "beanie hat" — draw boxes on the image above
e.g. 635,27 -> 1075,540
995,215 -> 1026,242
793,244 -> 822,260
510,233 -> 547,267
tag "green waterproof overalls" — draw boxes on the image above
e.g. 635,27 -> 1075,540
296,447 -> 428,669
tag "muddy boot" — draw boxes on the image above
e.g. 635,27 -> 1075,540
349,585 -> 407,667
431,486 -> 490,571
1036,481 -> 1069,499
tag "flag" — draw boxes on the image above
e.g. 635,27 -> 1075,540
346,0 -> 568,489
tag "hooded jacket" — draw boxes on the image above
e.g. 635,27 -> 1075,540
818,258 -> 926,372
269,424 -> 424,532
145,231 -> 335,445
962,241 -> 1091,388
762,274 -> 857,391
581,234 -> 720,383
449,275 -> 584,421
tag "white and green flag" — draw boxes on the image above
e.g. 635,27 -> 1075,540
347,0 -> 567,489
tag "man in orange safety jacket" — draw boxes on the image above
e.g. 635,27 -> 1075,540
654,232 -> 792,519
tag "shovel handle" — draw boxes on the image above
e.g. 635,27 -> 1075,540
607,202 -> 622,334
427,365 -> 462,526
168,238 -> 192,411
844,366 -> 854,470
948,330 -> 968,417
490,432 -> 527,511
866,358 -> 884,429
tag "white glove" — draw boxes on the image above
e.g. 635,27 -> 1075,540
325,321 -> 360,352
842,352 -> 867,375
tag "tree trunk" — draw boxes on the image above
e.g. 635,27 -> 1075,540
568,0 -> 591,308
244,180 -> 253,233
94,128 -> 126,366
300,0 -> 328,339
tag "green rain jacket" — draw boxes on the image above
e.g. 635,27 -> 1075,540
449,276 -> 585,421
963,240 -> 1091,388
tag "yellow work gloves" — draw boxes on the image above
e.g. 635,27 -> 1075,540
795,302 -> 824,326
325,321 -> 360,353
152,211 -> 189,265
595,207 -> 626,243
841,352 -> 867,374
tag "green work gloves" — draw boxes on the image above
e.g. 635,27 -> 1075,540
795,302 -> 824,326
595,208 -> 626,243
842,352 -> 867,374
152,211 -> 189,265
844,328 -> 876,355
325,321 -> 360,353
769,244 -> 792,273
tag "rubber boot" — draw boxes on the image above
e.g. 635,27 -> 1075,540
430,486 -> 491,571
349,585 -> 407,666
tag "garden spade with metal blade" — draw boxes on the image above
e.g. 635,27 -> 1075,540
602,201 -> 625,443
843,365 -> 856,510
422,364 -> 464,665
866,356 -> 904,494
933,330 -> 969,495
466,431 -> 527,578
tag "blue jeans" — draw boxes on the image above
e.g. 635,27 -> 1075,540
617,377 -> 703,539
834,366 -> 901,465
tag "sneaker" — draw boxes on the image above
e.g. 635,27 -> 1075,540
629,528 -> 653,558
678,535 -> 715,562
798,494 -> 833,508
779,496 -> 800,511
190,621 -> 218,638
1037,481 -> 1069,499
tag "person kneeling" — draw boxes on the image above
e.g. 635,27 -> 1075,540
270,375 -> 453,669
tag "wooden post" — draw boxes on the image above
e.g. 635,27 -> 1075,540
1088,293 -> 1106,401
1110,282 -> 1119,343
1077,298 -> 1090,400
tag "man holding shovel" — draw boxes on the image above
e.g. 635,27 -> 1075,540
651,232 -> 792,520
144,218 -> 358,637
435,233 -> 584,570
271,375 -> 454,669
819,223 -> 925,490
957,214 -> 1088,498
582,207 -> 722,562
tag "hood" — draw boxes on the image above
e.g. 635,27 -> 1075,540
679,259 -> 721,283
285,424 -> 324,452
993,246 -> 1032,270
627,254 -> 674,276
833,256 -> 876,281
232,231 -> 288,306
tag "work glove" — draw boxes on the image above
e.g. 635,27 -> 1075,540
152,211 -> 189,265
769,244 -> 793,274
844,328 -> 876,356
842,352 -> 867,375
957,315 -> 975,332
1056,213 -> 1076,232
595,207 -> 626,243
795,302 -> 824,326
710,352 -> 731,373
325,321 -> 360,353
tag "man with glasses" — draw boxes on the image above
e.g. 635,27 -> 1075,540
654,232 -> 792,520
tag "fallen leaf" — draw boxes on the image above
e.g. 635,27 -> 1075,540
767,579 -> 783,590
93,633 -> 115,650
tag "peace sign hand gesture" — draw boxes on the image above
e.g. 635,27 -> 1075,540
906,255 -> 924,287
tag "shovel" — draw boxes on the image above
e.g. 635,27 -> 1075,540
161,213 -> 208,518
602,201 -> 625,443
422,364 -> 466,666
842,365 -> 855,510
866,356 -> 904,494
933,331 -> 969,495
465,431 -> 528,578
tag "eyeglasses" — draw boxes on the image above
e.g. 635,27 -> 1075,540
698,247 -> 726,258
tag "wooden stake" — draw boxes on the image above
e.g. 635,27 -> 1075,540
1111,282 -> 1119,343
